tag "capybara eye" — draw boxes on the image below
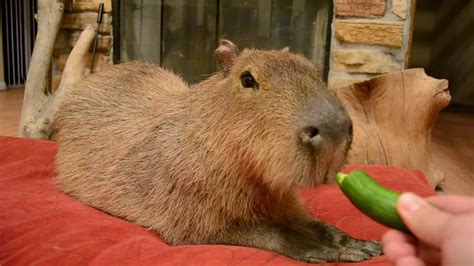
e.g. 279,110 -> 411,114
240,71 -> 259,89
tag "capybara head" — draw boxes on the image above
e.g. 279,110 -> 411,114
194,40 -> 353,191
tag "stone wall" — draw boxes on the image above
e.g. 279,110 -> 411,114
50,0 -> 415,92
51,0 -> 112,91
328,0 -> 414,89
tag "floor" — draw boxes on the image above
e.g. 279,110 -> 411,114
1,88 -> 473,196
432,112 -> 474,196
0,88 -> 23,137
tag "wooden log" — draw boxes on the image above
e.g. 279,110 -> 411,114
56,25 -> 96,95
19,0 -> 64,138
334,68 -> 451,187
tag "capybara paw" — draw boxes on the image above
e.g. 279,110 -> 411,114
348,239 -> 383,257
294,246 -> 374,263
338,247 -> 372,262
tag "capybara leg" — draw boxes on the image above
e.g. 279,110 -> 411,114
213,222 -> 377,263
305,220 -> 383,258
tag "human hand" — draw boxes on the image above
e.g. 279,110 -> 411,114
382,192 -> 474,266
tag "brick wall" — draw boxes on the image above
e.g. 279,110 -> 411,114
51,0 -> 112,91
329,0 -> 414,89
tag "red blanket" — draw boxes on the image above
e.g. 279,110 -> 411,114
0,136 -> 435,265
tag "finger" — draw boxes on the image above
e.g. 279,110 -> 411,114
397,193 -> 453,247
418,241 -> 441,266
382,229 -> 416,245
426,195 -> 474,214
395,256 -> 426,266
382,230 -> 417,261
383,241 -> 417,261
382,229 -> 442,266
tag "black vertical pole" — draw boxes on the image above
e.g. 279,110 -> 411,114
91,2 -> 104,73
112,0 -> 120,64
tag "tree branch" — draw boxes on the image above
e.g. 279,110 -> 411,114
28,25 -> 96,139
19,0 -> 64,137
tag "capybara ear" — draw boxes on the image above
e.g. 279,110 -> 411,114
214,39 -> 239,76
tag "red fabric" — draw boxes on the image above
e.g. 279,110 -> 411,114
0,136 -> 435,265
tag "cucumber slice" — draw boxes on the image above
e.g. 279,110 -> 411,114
336,170 -> 410,233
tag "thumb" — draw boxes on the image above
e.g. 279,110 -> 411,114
397,192 -> 452,247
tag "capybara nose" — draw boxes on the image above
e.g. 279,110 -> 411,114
300,126 -> 322,147
300,119 -> 353,148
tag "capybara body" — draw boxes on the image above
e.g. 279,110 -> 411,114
55,41 -> 382,263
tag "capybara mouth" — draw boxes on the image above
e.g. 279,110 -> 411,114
324,154 -> 345,184
321,140 -> 350,184
294,138 -> 350,187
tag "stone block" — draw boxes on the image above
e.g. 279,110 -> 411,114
51,73 -> 62,93
57,53 -> 111,72
335,20 -> 404,47
392,0 -> 407,19
329,77 -> 366,90
331,49 -> 401,74
71,0 -> 112,12
335,0 -> 386,17
69,32 -> 112,52
61,13 -> 112,33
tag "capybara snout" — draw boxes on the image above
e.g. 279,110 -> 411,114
298,90 -> 353,149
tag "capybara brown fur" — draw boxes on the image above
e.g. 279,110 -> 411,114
55,40 -> 382,263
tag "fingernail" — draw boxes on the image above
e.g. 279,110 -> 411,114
398,193 -> 426,215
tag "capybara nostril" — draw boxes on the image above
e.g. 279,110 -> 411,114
345,120 -> 353,146
300,126 -> 321,146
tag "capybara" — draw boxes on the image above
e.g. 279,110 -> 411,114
55,40 -> 382,263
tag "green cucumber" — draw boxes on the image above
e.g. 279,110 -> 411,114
336,170 -> 410,233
